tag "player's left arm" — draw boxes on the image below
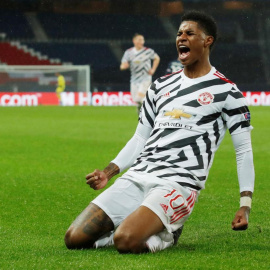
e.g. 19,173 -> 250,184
231,131 -> 255,230
148,54 -> 160,75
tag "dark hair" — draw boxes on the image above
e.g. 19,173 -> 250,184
181,11 -> 218,50
133,33 -> 144,39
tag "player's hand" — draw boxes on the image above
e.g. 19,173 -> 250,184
231,207 -> 250,230
85,169 -> 109,190
148,68 -> 155,75
120,62 -> 129,70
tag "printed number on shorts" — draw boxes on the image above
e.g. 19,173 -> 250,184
164,189 -> 196,224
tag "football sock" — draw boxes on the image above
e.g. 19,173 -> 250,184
94,231 -> 114,248
146,231 -> 174,253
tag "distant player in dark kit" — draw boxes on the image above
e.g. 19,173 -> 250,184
120,33 -> 160,114
65,11 -> 255,254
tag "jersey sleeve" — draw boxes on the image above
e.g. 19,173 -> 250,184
221,86 -> 253,135
121,50 -> 129,63
111,123 -> 152,172
150,49 -> 157,60
139,82 -> 157,128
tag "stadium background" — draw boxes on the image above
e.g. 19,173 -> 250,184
0,0 -> 270,106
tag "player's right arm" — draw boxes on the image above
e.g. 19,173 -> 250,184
120,50 -> 130,70
86,163 -> 120,190
86,123 -> 152,190
86,83 -> 157,190
120,62 -> 129,70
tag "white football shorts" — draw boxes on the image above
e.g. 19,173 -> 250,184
92,171 -> 197,233
130,80 -> 151,103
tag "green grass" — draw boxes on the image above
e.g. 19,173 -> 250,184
0,106 -> 269,270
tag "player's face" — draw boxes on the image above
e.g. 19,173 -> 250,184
133,35 -> 145,49
176,21 -> 211,66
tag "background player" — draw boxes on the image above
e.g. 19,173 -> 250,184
65,11 -> 255,254
120,33 -> 160,114
55,72 -> 65,105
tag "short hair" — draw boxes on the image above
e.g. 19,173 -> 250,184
133,33 -> 144,39
181,11 -> 218,50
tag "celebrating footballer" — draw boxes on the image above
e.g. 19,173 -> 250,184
65,11 -> 255,254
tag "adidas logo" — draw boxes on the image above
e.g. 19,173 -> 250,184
163,92 -> 170,98
160,203 -> 169,214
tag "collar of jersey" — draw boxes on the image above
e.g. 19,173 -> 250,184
182,66 -> 216,82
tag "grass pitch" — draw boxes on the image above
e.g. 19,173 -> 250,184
0,106 -> 269,270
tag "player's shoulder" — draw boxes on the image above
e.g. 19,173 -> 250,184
125,47 -> 134,53
213,69 -> 236,86
144,47 -> 155,52
159,69 -> 183,81
150,69 -> 183,94
211,69 -> 247,104
212,68 -> 243,93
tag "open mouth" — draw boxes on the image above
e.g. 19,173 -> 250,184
179,45 -> 190,61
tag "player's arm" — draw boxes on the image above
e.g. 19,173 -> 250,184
230,131 -> 255,230
120,62 -> 129,70
148,54 -> 160,75
85,163 -> 120,190
86,123 -> 152,190
86,84 -> 156,190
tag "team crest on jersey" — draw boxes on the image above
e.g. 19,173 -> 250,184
197,92 -> 214,105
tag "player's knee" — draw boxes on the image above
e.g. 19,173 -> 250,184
64,227 -> 78,249
64,227 -> 94,250
114,231 -> 142,254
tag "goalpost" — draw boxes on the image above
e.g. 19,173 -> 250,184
0,65 -> 90,93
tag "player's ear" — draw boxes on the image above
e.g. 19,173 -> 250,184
204,36 -> 214,48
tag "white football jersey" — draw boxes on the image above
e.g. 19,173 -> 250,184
121,47 -> 157,84
127,67 -> 252,191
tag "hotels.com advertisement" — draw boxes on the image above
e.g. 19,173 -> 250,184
0,91 -> 269,106
0,92 -> 136,106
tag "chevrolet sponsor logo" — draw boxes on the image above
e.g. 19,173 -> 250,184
164,109 -> 192,119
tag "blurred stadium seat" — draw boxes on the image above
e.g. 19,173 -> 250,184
0,3 -> 268,92
25,42 -> 118,68
0,42 -> 59,65
37,13 -> 170,40
0,11 -> 34,39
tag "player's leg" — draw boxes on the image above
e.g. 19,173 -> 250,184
114,185 -> 197,254
65,178 -> 144,250
64,203 -> 114,249
136,80 -> 151,114
56,87 -> 64,104
56,87 -> 61,99
130,83 -> 141,115
114,205 -> 164,253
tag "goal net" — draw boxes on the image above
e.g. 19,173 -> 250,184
0,65 -> 90,93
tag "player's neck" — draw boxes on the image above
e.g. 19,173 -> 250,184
183,59 -> 212,79
134,46 -> 143,51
